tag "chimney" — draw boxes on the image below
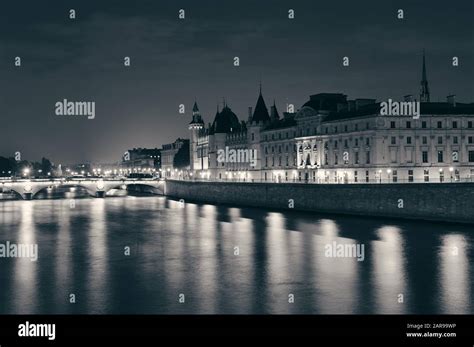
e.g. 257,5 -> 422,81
404,95 -> 413,102
447,95 -> 456,107
248,107 -> 253,121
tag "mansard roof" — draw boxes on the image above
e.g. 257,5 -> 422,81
419,102 -> 474,115
323,102 -> 380,122
263,114 -> 297,131
323,101 -> 474,123
302,93 -> 347,112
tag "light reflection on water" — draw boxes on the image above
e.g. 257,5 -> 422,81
0,196 -> 472,314
439,234 -> 470,313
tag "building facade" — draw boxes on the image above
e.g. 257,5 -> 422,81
187,55 -> 474,183
161,138 -> 190,178
121,147 -> 161,173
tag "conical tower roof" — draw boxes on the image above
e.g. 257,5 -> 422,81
251,84 -> 270,123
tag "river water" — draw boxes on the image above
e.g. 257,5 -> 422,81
0,196 -> 472,314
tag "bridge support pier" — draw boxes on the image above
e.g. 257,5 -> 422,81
23,193 -> 32,200
96,191 -> 105,198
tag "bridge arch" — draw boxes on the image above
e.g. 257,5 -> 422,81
30,184 -> 97,199
0,186 -> 24,199
104,182 -> 164,195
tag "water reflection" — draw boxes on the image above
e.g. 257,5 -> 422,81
439,234 -> 471,314
54,200 -> 72,312
372,226 -> 407,314
313,219 -> 359,314
87,199 -> 108,313
12,201 -> 37,313
0,197 -> 472,314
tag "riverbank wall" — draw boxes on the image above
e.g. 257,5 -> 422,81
165,180 -> 474,224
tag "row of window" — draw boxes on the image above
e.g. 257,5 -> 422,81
264,156 -> 297,168
391,135 -> 474,145
297,134 -> 474,151
390,120 -> 474,129
294,148 -> 474,167
265,143 -> 295,154
297,138 -> 372,153
322,119 -> 473,135
252,117 -> 474,146
262,121 -> 374,141
263,131 -> 295,141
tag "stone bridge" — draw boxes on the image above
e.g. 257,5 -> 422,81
0,178 -> 165,199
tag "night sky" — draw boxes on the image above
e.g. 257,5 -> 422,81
1,0 -> 472,164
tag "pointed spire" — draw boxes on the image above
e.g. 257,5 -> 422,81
422,49 -> 427,82
271,100 -> 279,120
251,84 -> 270,123
420,50 -> 430,102
259,79 -> 262,95
192,100 -> 199,114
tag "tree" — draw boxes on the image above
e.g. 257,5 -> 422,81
0,157 -> 15,177
41,157 -> 53,175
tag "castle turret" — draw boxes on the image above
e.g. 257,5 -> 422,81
189,101 -> 204,171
